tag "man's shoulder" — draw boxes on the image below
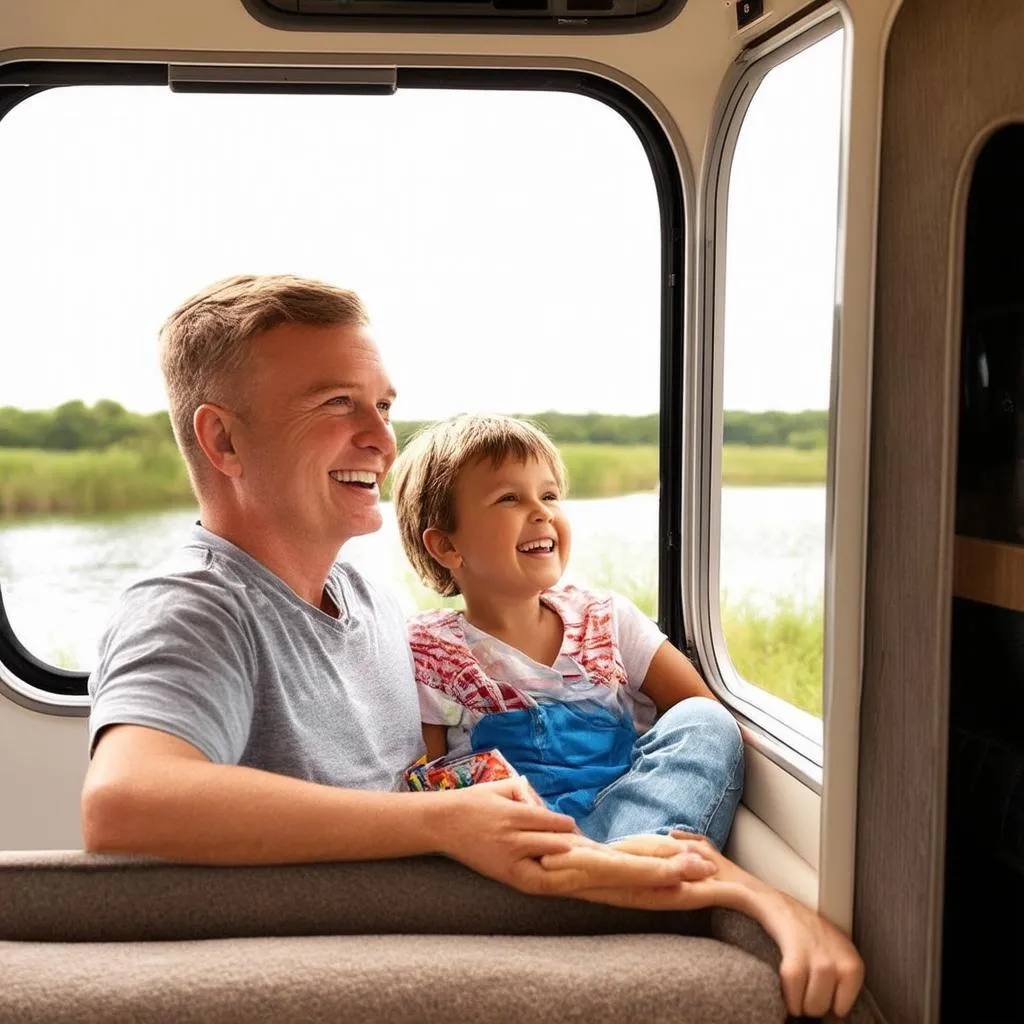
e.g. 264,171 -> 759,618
332,561 -> 410,629
117,538 -> 250,621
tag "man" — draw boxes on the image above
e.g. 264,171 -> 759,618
82,274 -> 697,889
82,275 -> 863,1018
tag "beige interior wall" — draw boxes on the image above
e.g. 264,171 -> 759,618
0,698 -> 87,850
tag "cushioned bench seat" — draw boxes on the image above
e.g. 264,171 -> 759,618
0,851 -> 873,1023
2,933 -> 784,1023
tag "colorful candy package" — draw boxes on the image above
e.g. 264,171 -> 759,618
404,748 -> 517,791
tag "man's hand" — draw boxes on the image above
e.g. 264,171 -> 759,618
430,780 -> 713,896
428,777 -> 579,891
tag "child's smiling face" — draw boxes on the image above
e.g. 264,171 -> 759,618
441,454 -> 571,601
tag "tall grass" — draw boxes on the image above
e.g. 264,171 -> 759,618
560,443 -> 826,494
560,444 -> 659,497
3,442 -> 825,518
722,445 -> 826,486
0,443 -> 193,517
721,596 -> 823,717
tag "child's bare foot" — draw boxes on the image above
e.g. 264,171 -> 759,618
539,831 -> 718,890
609,833 -> 711,857
608,833 -> 718,877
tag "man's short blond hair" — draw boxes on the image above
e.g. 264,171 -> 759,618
159,274 -> 370,476
392,414 -> 567,597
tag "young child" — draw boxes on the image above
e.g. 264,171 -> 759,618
391,414 -> 867,1019
391,413 -> 744,850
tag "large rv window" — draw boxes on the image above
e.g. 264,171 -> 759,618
716,27 -> 844,731
0,86 -> 660,672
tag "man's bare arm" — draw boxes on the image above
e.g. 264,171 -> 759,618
82,724 -> 568,864
81,725 -> 710,896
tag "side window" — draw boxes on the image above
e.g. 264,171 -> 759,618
713,27 -> 845,737
0,86 -> 662,676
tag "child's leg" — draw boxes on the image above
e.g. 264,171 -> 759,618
577,696 -> 743,849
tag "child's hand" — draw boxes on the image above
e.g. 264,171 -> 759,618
664,829 -> 865,1019
737,884 -> 864,1019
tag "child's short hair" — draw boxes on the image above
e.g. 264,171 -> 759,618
392,414 -> 567,597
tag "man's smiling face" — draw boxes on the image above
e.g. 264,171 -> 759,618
228,320 -> 397,551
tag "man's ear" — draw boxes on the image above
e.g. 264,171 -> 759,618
423,527 -> 463,571
193,403 -> 243,479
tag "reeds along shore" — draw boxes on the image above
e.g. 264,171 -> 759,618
0,442 -> 825,517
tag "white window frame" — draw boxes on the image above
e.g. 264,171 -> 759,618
689,8 -> 849,784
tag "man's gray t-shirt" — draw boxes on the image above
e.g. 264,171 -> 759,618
88,525 -> 425,791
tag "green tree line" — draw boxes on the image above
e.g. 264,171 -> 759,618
0,401 -> 172,451
0,401 -> 828,452
397,410 -> 828,450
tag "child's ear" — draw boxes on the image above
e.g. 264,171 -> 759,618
423,528 -> 463,571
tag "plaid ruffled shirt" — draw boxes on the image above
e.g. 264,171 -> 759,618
410,586 -> 665,758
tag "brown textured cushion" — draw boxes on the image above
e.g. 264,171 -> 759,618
0,934 -> 784,1024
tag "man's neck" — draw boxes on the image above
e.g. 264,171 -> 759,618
199,506 -> 343,613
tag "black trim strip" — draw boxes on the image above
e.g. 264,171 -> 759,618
0,63 -> 168,87
0,61 -> 685,699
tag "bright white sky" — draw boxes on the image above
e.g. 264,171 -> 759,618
0,31 -> 842,421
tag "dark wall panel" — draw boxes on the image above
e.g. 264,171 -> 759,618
859,2 -> 1024,1022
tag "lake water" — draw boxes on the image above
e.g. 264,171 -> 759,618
0,487 -> 825,670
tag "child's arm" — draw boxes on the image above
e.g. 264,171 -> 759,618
638,640 -> 719,714
543,832 -> 864,1020
422,723 -> 448,760
610,591 -> 718,715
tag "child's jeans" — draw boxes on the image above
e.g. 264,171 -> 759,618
470,695 -> 744,851
577,696 -> 744,851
